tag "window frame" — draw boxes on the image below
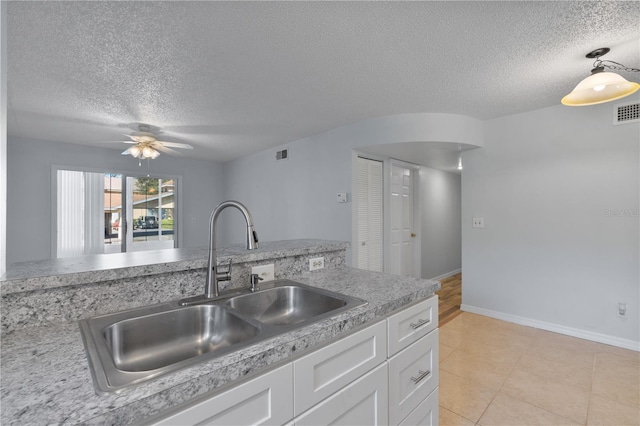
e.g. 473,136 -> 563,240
51,164 -> 183,258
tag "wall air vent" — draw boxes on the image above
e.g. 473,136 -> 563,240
613,102 -> 640,125
276,149 -> 289,160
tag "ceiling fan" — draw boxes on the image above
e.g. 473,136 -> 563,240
116,124 -> 194,160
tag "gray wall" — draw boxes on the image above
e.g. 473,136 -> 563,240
0,1 -> 7,276
220,131 -> 353,252
462,102 -> 639,345
222,114 -> 472,278
420,167 -> 461,279
6,137 -> 225,264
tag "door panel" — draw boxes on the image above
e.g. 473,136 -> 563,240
356,157 -> 383,272
390,164 -> 414,276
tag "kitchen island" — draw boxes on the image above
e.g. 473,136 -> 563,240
1,240 -> 439,424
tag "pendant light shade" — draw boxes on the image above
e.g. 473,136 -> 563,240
562,71 -> 640,106
562,47 -> 640,107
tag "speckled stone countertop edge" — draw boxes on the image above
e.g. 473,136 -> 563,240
0,239 -> 350,295
0,266 -> 439,425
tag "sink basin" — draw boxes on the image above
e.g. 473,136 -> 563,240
226,285 -> 347,326
79,302 -> 263,393
104,305 -> 259,372
79,280 -> 366,393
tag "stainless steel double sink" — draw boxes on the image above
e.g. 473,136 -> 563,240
79,280 -> 367,393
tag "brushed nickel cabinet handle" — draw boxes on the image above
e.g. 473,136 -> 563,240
410,369 -> 431,384
409,318 -> 430,329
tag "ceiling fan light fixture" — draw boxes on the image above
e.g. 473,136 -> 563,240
562,47 -> 640,106
457,156 -> 463,170
141,145 -> 155,158
129,145 -> 141,157
148,149 -> 160,159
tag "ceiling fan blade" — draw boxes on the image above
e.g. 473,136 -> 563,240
121,148 -> 132,155
154,145 -> 183,156
155,141 -> 193,149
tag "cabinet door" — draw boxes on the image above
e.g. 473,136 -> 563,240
293,320 -> 387,416
295,362 -> 389,426
148,364 -> 293,426
387,296 -> 437,357
388,329 -> 439,425
398,388 -> 439,426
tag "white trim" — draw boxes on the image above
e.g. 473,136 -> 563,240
430,268 -> 461,281
461,304 -> 640,352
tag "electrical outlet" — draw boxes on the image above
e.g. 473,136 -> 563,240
618,302 -> 627,317
251,264 -> 274,282
309,257 -> 325,271
472,217 -> 485,228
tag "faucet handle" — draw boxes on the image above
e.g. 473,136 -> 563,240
216,259 -> 232,281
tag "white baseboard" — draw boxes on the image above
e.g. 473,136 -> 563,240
430,268 -> 461,281
461,304 -> 640,352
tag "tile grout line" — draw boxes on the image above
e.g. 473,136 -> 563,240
501,334 -> 594,425
473,332 -> 529,425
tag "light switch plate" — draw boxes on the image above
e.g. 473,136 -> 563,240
337,193 -> 348,203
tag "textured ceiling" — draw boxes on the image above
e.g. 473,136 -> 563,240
6,1 -> 640,164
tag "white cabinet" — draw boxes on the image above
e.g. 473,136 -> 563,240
294,320 -> 387,415
387,296 -> 438,356
147,364 -> 293,426
295,363 -> 389,426
399,388 -> 439,426
388,329 -> 439,425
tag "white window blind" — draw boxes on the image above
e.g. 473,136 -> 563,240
356,157 -> 383,272
57,170 -> 84,258
83,171 -> 104,255
57,170 -> 104,258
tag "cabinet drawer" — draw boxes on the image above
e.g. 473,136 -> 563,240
388,329 -> 439,425
295,362 -> 389,426
398,388 -> 439,426
387,296 -> 437,357
293,320 -> 387,416
148,364 -> 293,426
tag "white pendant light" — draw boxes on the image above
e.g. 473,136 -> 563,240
562,48 -> 640,106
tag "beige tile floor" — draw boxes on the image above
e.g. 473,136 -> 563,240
439,313 -> 640,425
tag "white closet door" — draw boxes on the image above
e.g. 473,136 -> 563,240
356,157 -> 383,272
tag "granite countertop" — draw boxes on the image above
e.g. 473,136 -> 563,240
0,239 -> 349,295
1,266 -> 439,425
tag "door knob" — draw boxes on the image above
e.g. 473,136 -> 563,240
411,233 -> 417,238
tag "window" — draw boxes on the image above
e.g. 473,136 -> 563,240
56,169 -> 179,257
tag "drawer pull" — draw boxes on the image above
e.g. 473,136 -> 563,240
410,369 -> 431,384
409,318 -> 430,329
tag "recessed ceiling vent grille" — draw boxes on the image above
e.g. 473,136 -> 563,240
613,102 -> 640,125
276,148 -> 288,160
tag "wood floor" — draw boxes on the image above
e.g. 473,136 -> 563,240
437,272 -> 462,326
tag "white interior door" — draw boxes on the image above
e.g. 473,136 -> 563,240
355,157 -> 383,272
390,163 -> 415,276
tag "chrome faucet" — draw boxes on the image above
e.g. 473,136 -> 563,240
205,200 -> 259,298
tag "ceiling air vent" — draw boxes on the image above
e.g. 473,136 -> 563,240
613,102 -> 640,125
276,149 -> 288,160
